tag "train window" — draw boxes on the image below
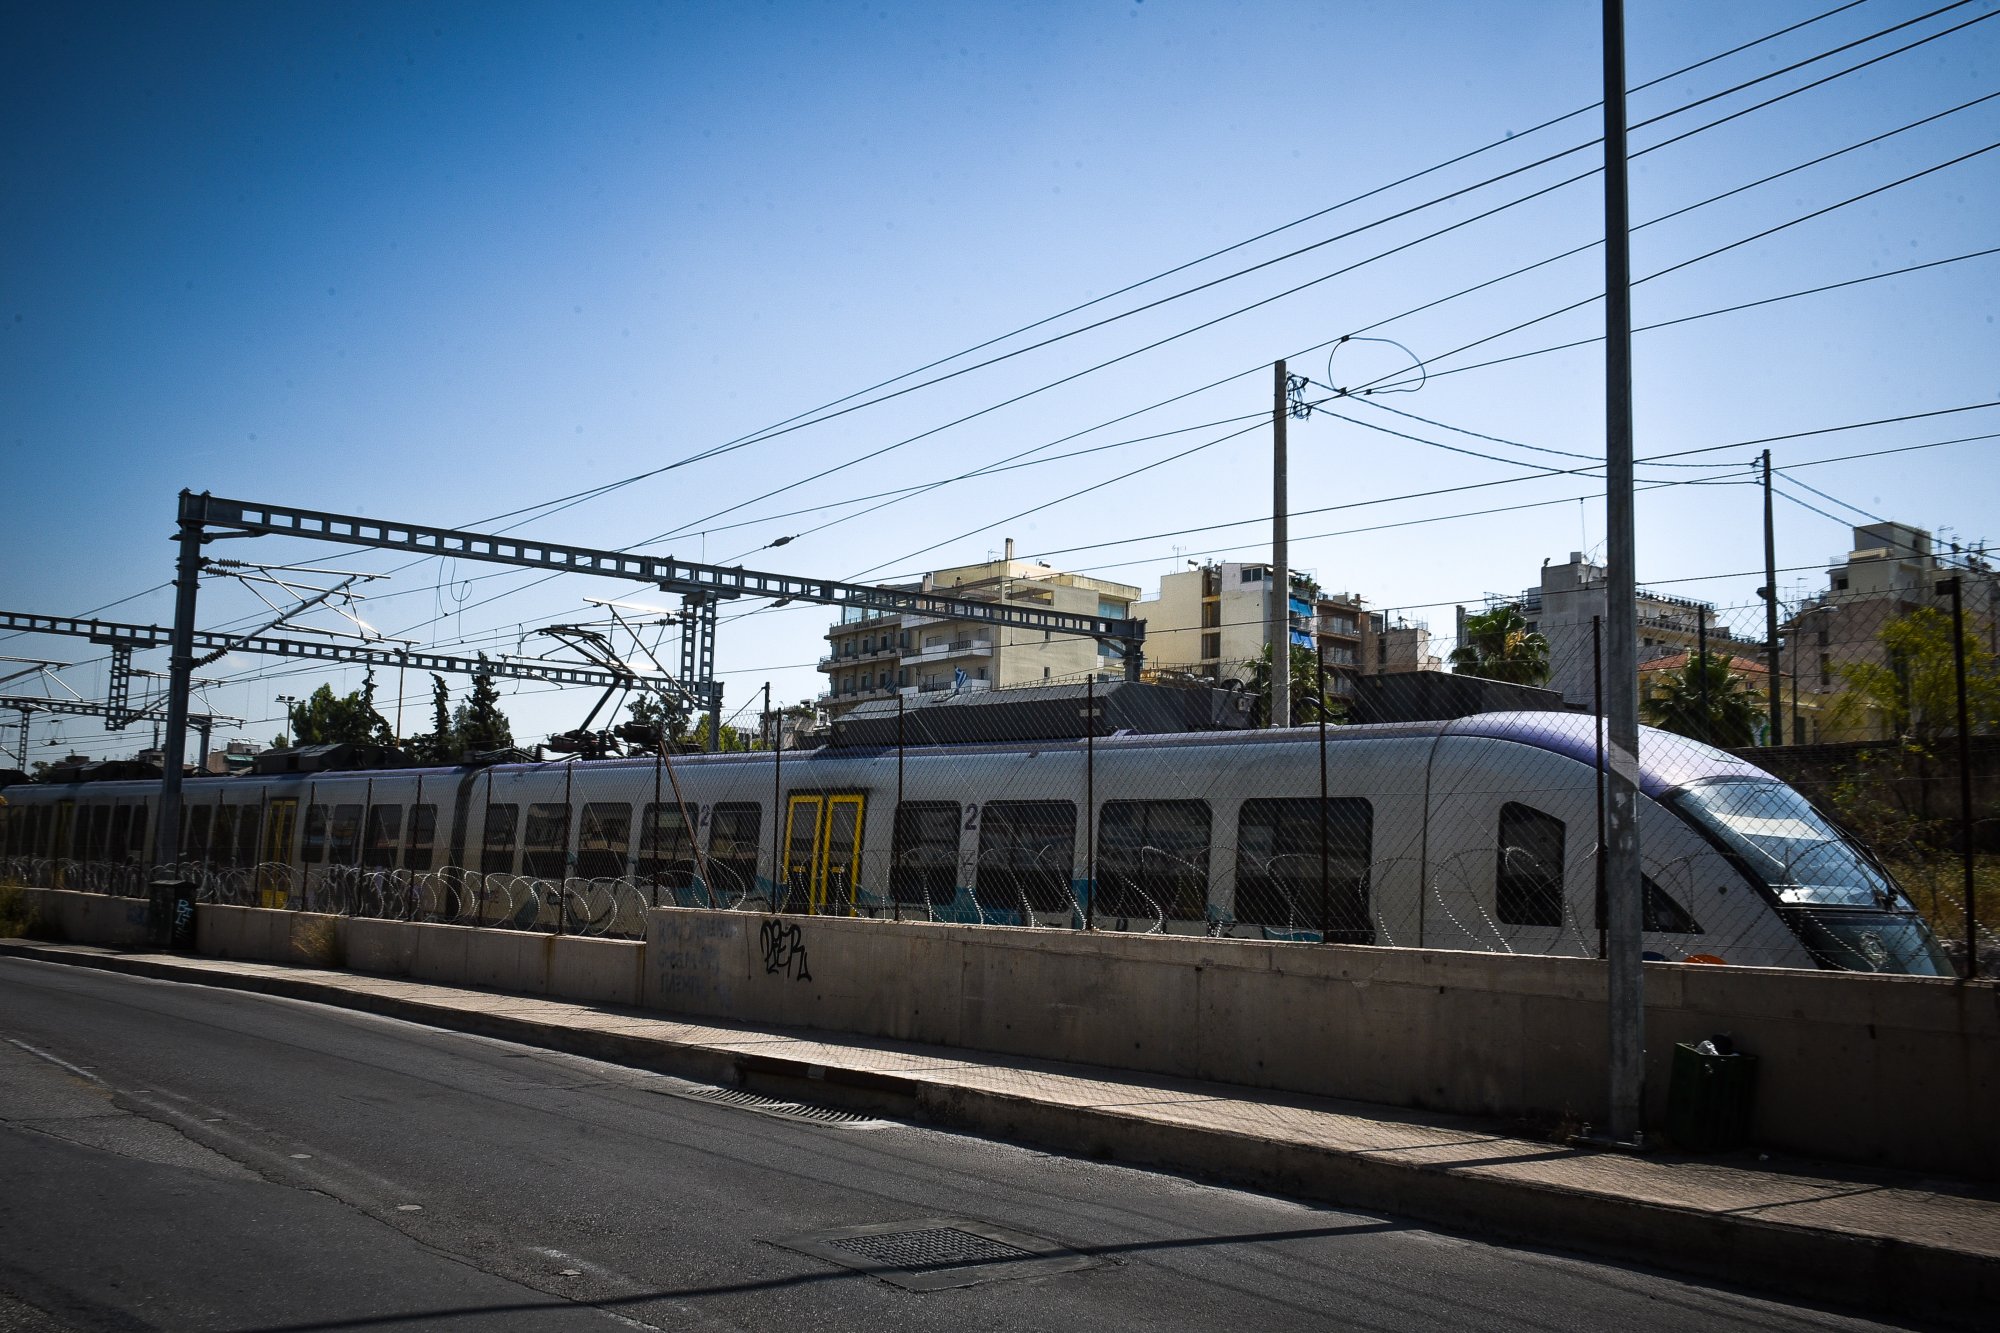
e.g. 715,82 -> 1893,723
363,807 -> 402,869
1594,876 -> 1703,935
1235,798 -> 1374,941
891,802 -> 959,908
212,806 -> 239,867
707,803 -> 762,902
303,805 -> 329,862
234,807 -> 261,869
108,807 -> 131,862
1497,802 -> 1565,928
637,803 -> 697,890
127,806 -> 148,862
482,803 -> 519,875
404,804 -> 438,872
83,805 -> 112,860
977,801 -> 1075,913
523,803 -> 570,878
330,804 -> 362,864
577,802 -> 631,878
185,806 -> 213,862
1097,800 -> 1210,922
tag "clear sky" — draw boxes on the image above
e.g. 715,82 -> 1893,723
3,0 -> 1996,760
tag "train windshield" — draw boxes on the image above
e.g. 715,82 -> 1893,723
1671,778 -> 1902,910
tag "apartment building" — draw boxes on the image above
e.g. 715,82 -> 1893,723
1792,522 -> 1997,742
1365,612 -> 1441,676
1504,552 -> 1760,709
817,545 -> 1139,716
1133,561 -> 1315,684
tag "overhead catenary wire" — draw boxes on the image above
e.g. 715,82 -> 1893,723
180,4 -> 1994,667
58,7 -> 1984,728
451,0 -> 1905,539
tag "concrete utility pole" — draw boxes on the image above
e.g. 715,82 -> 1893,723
1601,0 -> 1645,1147
154,492 -> 210,872
1762,449 -> 1782,745
1271,360 -> 1291,728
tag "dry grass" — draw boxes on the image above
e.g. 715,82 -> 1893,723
1882,853 -> 2000,953
0,885 -> 37,940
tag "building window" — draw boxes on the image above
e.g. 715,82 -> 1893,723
1201,632 -> 1220,661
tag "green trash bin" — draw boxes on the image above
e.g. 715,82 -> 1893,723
1665,1041 -> 1759,1152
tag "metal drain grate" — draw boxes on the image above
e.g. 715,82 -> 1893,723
831,1227 -> 1035,1270
667,1084 -> 886,1127
780,1218 -> 1101,1292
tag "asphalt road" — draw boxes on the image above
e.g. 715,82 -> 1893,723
0,957 -> 1914,1333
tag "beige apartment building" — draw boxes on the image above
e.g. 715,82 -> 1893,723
818,546 -> 1139,716
1504,552 -> 1761,710
1133,561 -> 1316,682
1790,522 -> 1997,743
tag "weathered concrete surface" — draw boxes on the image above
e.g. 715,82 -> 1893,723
1,935 -> 1993,1331
638,906 -> 2000,1180
14,890 -> 1997,1179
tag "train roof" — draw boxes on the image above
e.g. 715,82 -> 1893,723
0,712 -> 1778,800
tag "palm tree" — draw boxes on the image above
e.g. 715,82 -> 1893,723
1449,606 -> 1551,686
1247,643 -> 1343,727
1641,651 -> 1762,747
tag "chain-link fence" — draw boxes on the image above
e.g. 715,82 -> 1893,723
1,572 -> 1993,977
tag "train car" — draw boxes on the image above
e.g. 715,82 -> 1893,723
0,711 -> 1952,975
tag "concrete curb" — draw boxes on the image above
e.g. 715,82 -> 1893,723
3,938 -> 1991,1327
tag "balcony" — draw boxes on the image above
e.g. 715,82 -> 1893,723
818,680 -> 898,705
817,643 -> 901,672
910,637 -> 994,662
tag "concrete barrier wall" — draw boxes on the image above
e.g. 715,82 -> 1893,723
15,889 -> 1993,1177
12,888 -> 156,948
641,907 -> 2000,1179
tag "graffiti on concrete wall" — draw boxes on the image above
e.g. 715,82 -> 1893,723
759,918 -> 811,982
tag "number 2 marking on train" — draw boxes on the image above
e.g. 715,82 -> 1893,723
962,804 -> 979,832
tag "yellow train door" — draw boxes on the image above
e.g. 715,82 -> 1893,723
781,792 -> 867,915
260,799 -> 298,908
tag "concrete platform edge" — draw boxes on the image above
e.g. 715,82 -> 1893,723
2,938 -> 1989,1327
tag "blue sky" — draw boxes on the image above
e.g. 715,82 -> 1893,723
3,0 -> 1996,758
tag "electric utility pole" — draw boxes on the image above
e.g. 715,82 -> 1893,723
1601,0 -> 1645,1147
1762,449 -> 1782,745
1271,360 -> 1290,727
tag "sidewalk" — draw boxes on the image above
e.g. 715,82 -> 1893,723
3,936 -> 1994,1326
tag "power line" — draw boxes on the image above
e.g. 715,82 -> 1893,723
451,0 -> 1896,539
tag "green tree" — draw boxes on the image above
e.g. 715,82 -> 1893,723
1641,652 -> 1763,747
288,675 -> 394,747
1247,642 -> 1345,727
1828,606 -> 2000,745
451,657 -> 515,753
405,674 -> 458,763
688,714 -> 749,752
1449,605 -> 1551,686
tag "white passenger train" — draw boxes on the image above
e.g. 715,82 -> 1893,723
0,711 -> 1951,974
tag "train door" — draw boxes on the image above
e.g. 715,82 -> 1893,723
260,799 -> 298,908
781,792 -> 866,914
